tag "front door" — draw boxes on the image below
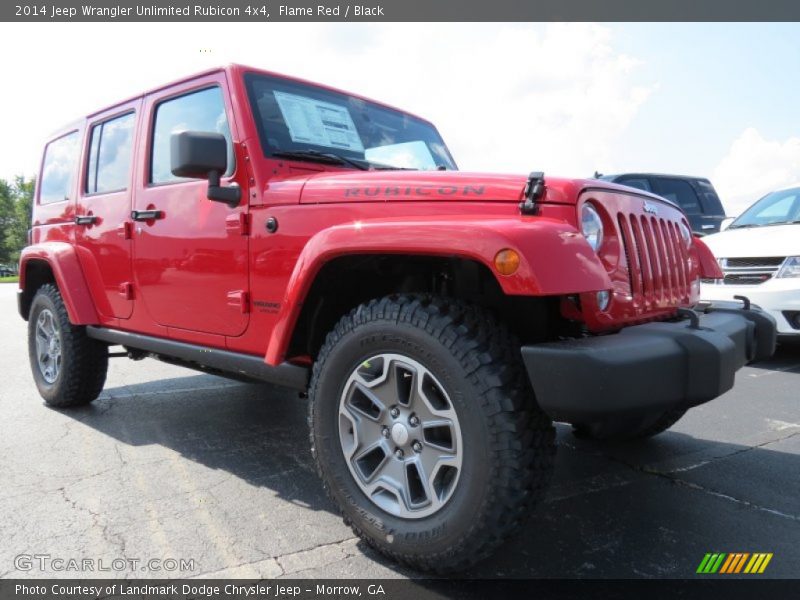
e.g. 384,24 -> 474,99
132,74 -> 249,337
74,101 -> 140,320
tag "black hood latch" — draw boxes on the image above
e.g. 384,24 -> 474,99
519,171 -> 545,215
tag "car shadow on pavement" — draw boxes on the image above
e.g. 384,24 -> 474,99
480,424 -> 800,578
746,342 -> 800,373
65,374 -> 334,514
60,370 -> 800,578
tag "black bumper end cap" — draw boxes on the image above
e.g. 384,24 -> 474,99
521,306 -> 776,424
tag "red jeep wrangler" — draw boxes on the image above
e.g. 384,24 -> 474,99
18,64 -> 776,572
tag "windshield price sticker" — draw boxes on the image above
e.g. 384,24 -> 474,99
274,91 -> 364,152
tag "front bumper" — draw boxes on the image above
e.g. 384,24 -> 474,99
521,302 -> 776,423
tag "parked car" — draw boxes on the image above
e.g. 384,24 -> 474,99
17,64 -> 776,572
596,172 -> 726,235
701,184 -> 800,339
0,266 -> 16,277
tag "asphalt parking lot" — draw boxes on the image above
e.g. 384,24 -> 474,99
1,282 -> 799,579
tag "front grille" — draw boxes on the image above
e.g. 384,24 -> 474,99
723,273 -> 774,284
617,213 -> 692,308
717,257 -> 785,285
725,257 -> 785,268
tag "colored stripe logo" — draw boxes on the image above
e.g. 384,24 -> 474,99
697,552 -> 773,574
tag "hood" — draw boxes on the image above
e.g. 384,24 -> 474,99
702,224 -> 800,258
298,170 -> 601,205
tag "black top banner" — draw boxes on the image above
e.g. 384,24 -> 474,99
3,0 -> 800,22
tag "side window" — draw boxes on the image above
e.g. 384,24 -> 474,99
39,132 -> 80,204
654,178 -> 702,215
617,177 -> 652,192
694,180 -> 725,216
150,87 -> 233,184
86,112 -> 135,194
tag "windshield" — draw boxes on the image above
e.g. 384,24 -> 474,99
730,187 -> 800,228
244,73 -> 457,171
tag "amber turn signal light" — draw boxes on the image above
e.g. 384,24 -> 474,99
494,249 -> 520,276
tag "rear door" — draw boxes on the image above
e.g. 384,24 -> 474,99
132,73 -> 249,337
74,102 -> 140,319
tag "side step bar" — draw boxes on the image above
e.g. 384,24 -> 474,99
86,327 -> 309,391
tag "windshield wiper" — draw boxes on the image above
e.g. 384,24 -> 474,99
272,150 -> 370,170
762,220 -> 799,227
272,150 -> 418,171
732,220 -> 800,229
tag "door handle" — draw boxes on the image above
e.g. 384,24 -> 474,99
131,209 -> 164,221
74,215 -> 97,226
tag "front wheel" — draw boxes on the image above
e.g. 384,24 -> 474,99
27,284 -> 108,407
309,295 -> 555,573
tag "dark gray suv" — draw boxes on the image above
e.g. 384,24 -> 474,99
596,173 -> 727,235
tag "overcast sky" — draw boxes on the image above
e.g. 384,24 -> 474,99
0,22 -> 798,215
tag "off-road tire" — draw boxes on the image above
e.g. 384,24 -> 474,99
27,284 -> 108,407
572,408 -> 687,441
308,294 -> 556,573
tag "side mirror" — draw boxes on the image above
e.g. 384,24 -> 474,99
171,131 -> 241,207
720,217 -> 735,231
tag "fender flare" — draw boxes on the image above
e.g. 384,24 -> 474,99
19,242 -> 99,324
265,217 -> 611,365
692,236 -> 724,279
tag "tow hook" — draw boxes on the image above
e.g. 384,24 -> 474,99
733,295 -> 752,310
677,307 -> 701,329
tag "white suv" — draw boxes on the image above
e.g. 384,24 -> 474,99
701,184 -> 800,338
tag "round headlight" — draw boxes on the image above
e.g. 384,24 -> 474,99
581,204 -> 604,252
679,221 -> 692,247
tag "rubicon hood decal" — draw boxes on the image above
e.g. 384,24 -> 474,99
299,171 -> 530,204
297,170 -> 624,205
342,183 -> 487,198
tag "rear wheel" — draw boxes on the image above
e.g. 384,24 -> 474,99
27,284 -> 108,407
309,295 -> 556,572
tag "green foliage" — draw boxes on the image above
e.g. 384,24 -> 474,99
0,175 -> 35,267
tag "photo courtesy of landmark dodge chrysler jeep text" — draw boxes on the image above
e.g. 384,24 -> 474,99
17,64 -> 777,572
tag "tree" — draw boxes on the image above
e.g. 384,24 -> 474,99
0,175 -> 36,267
0,179 -> 15,265
8,176 -> 34,263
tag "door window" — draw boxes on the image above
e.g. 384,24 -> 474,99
150,87 -> 233,184
86,112 -> 135,194
39,131 -> 80,204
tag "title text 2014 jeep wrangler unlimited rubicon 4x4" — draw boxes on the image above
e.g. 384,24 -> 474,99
18,65 -> 776,572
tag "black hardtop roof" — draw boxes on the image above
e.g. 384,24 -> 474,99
599,172 -> 714,185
